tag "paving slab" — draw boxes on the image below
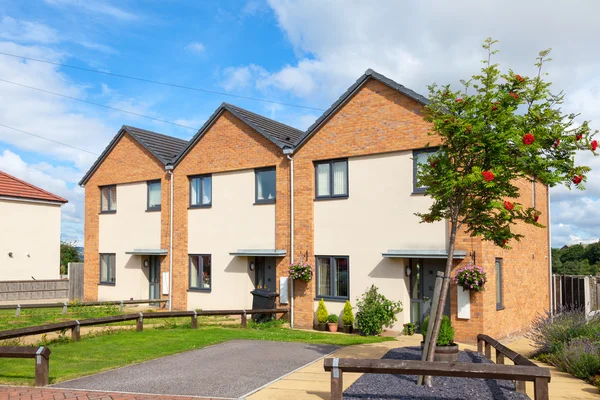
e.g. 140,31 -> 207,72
52,340 -> 338,399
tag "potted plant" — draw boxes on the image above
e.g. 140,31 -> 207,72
420,315 -> 459,362
316,299 -> 328,331
454,265 -> 487,292
402,322 -> 417,336
327,314 -> 339,333
342,300 -> 354,334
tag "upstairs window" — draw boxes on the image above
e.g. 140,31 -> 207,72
190,175 -> 212,207
315,159 -> 348,199
100,185 -> 117,212
147,180 -> 161,211
255,167 -> 276,204
413,148 -> 438,194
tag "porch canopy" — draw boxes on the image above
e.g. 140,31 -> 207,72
229,249 -> 287,257
125,249 -> 168,255
381,249 -> 467,259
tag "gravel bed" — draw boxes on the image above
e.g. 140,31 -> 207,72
344,346 -> 529,400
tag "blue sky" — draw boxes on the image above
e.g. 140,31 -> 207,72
0,0 -> 599,247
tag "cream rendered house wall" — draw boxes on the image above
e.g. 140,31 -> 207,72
187,169 -> 276,310
98,182 -> 160,300
0,199 -> 62,281
313,152 -> 446,329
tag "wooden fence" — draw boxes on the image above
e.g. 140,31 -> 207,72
552,274 -> 600,315
0,280 -> 69,303
323,334 -> 551,400
0,308 -> 290,341
68,262 -> 84,301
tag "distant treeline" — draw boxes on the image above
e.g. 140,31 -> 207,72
552,242 -> 600,276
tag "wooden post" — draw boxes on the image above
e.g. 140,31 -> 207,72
330,358 -> 343,400
418,271 -> 444,386
71,321 -> 80,342
15,304 -> 20,317
119,300 -> 124,312
515,380 -> 526,394
495,349 -> 504,364
485,343 -> 492,360
477,338 -> 484,354
534,377 -> 549,400
136,313 -> 143,332
241,311 -> 247,328
34,347 -> 49,387
191,311 -> 198,329
62,302 -> 68,314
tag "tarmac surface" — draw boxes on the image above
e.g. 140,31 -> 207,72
52,340 -> 338,398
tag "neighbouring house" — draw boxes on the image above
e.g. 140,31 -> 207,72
0,170 -> 68,281
80,69 -> 550,342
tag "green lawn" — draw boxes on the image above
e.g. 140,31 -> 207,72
0,325 -> 392,386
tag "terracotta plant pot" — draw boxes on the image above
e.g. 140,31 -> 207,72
342,325 -> 353,334
317,322 -> 327,331
420,341 -> 460,362
328,323 -> 339,333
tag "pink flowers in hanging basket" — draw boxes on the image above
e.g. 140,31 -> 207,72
454,265 -> 487,292
289,258 -> 313,282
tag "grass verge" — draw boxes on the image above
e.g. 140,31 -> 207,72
0,325 -> 392,386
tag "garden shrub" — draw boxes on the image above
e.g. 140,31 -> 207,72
355,285 -> 402,336
548,338 -> 600,380
527,310 -> 600,354
421,315 -> 455,345
342,300 -> 354,326
327,314 -> 339,323
317,299 -> 328,324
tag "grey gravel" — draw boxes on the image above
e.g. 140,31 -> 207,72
53,340 -> 338,398
344,347 -> 530,400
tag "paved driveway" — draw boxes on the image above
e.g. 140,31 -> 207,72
52,340 -> 338,398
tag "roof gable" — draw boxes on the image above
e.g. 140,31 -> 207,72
294,69 -> 430,149
79,126 -> 188,186
0,171 -> 67,203
174,103 -> 303,165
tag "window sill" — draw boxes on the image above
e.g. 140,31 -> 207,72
314,195 -> 349,201
188,204 -> 212,209
146,208 -> 161,212
315,296 -> 349,303
411,190 -> 427,196
254,200 -> 276,205
496,305 -> 505,311
98,282 -> 116,286
188,288 -> 211,293
99,210 -> 117,214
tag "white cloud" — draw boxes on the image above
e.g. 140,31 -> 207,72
44,0 -> 140,21
185,42 -> 205,54
220,64 -> 268,91
0,16 -> 60,44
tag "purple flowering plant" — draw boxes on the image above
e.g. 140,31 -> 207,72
454,265 -> 487,292
289,256 -> 313,282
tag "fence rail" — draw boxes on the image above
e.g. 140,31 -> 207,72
0,298 -> 169,315
324,334 -> 551,400
0,308 -> 289,341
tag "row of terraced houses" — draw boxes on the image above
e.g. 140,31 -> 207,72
80,69 -> 551,342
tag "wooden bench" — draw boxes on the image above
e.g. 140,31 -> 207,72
324,357 -> 551,400
0,346 -> 51,386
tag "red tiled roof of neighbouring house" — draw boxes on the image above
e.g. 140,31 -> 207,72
0,170 -> 68,203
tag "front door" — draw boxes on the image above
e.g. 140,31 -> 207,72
255,257 -> 276,292
410,258 -> 450,328
148,256 -> 160,304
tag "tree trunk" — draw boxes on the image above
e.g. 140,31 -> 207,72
424,219 -> 458,387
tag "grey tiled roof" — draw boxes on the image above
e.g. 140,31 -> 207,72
124,126 -> 188,165
294,69 -> 430,148
174,103 -> 303,164
79,126 -> 188,186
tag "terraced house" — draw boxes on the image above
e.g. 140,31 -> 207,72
80,69 -> 550,342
